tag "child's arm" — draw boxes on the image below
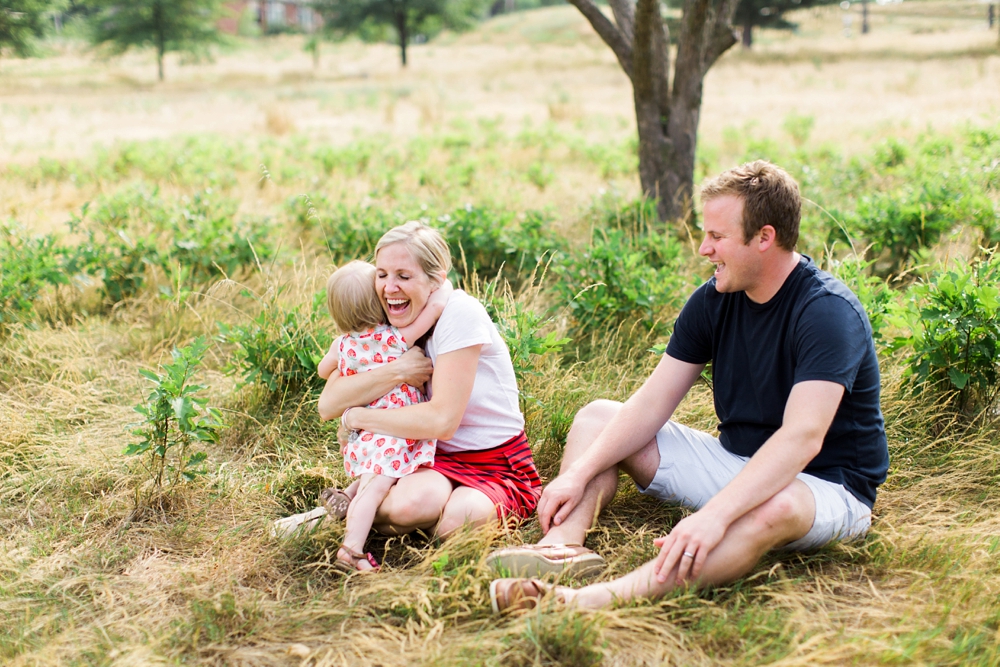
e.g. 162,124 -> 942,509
399,279 -> 453,345
317,342 -> 340,380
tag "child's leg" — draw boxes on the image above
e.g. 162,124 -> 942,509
339,473 -> 397,570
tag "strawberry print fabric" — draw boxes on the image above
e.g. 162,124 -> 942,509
337,324 -> 435,479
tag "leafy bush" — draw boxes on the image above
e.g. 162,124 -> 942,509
841,178 -> 991,278
318,204 -> 399,264
127,337 -> 222,491
218,289 -> 331,399
0,223 -> 68,333
65,196 -> 165,304
890,252 -> 1000,414
170,190 -> 272,280
474,278 -> 568,407
65,186 -> 273,304
549,226 -> 690,347
826,254 -> 894,343
441,206 -> 564,290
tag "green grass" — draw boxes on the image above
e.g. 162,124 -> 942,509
1,92 -> 1000,665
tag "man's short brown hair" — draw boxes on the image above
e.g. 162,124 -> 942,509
700,160 -> 801,251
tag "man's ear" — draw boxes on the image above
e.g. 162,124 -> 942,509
757,225 -> 777,252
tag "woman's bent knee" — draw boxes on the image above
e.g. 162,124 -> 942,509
374,470 -> 452,530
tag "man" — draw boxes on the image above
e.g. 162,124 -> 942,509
487,161 -> 889,611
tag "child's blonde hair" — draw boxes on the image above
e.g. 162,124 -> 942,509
326,261 -> 385,334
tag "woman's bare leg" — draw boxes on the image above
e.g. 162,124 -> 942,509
372,468 -> 454,535
340,473 -> 397,570
435,486 -> 497,537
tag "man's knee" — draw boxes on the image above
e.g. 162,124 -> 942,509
573,399 -> 622,428
745,484 -> 814,545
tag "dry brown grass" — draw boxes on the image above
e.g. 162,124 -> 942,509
3,5 -> 1000,665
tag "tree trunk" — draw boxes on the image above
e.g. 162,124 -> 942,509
396,8 -> 408,67
154,0 -> 165,81
570,0 -> 737,224
861,0 -> 869,34
742,22 -> 752,48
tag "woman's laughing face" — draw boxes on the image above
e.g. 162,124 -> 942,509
374,243 -> 436,328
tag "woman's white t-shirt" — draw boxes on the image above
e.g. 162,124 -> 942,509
424,290 -> 524,453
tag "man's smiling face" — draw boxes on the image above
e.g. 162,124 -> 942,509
698,195 -> 762,296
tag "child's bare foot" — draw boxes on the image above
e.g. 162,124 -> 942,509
337,546 -> 380,573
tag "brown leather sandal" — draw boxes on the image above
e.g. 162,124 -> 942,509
490,578 -> 556,613
336,546 -> 380,573
319,487 -> 351,519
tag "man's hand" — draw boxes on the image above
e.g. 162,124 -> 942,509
394,347 -> 433,388
537,469 -> 589,533
652,510 -> 727,584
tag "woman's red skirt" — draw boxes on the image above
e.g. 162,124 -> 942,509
430,431 -> 541,521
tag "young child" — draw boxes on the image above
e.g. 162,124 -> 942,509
318,260 -> 451,572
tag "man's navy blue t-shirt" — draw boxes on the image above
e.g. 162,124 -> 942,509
665,255 -> 889,508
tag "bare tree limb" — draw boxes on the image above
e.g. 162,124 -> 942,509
651,9 -> 670,120
607,0 -> 636,45
566,0 -> 634,80
704,0 -> 738,70
671,0 -> 712,104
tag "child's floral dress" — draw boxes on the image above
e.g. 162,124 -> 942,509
337,324 -> 435,478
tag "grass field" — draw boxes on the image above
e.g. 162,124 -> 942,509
2,3 -> 1000,665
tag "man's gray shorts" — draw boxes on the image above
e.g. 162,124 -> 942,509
637,420 -> 872,552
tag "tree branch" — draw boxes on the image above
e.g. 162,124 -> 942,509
567,0 -> 634,80
671,0 -> 712,105
703,0 -> 738,70
607,0 -> 635,45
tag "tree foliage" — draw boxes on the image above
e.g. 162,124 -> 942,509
313,0 -> 486,67
734,0 -> 840,47
89,0 -> 225,81
0,0 -> 49,62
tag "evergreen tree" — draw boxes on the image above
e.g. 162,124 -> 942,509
89,0 -> 225,81
313,0 -> 487,67
0,0 -> 49,65
734,0 -> 839,48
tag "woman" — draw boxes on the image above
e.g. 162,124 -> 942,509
317,221 -> 541,537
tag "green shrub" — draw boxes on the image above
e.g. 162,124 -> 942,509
890,252 -> 1000,414
65,197 -> 165,304
550,226 -> 690,348
0,223 -> 68,333
844,179 -> 985,278
474,279 -> 568,408
826,254 -> 894,343
442,206 -> 563,290
217,289 -> 331,399
170,190 -> 272,280
319,204 -> 398,264
65,187 -> 273,304
126,337 -> 222,491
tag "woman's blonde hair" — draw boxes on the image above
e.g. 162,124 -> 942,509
326,261 -> 385,334
375,221 -> 451,285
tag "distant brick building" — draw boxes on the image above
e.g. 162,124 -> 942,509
220,1 -> 320,34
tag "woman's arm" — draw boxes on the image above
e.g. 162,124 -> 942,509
346,345 -> 483,441
317,347 -> 433,421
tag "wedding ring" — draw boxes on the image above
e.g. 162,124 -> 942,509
682,551 -> 695,558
